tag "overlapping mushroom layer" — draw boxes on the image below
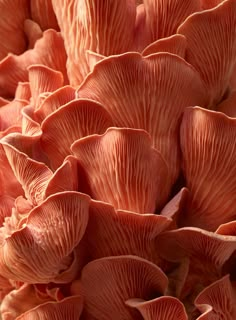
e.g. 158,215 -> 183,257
0,0 -> 236,319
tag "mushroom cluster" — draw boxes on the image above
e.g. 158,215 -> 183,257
0,0 -> 236,319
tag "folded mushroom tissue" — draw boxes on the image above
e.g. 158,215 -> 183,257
0,0 -> 236,319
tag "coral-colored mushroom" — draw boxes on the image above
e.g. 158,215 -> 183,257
178,0 -> 236,106
0,30 -> 68,97
51,0 -> 137,85
80,199 -> 172,265
41,99 -> 113,169
16,296 -> 83,320
180,107 -> 236,231
157,227 -> 236,306
72,127 -> 169,213
195,275 -> 236,319
126,296 -> 188,320
78,52 -> 208,192
80,255 -> 168,320
0,192 -> 90,283
0,0 -> 30,60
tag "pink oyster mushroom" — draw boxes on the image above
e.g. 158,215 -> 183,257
1,0 -> 236,319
